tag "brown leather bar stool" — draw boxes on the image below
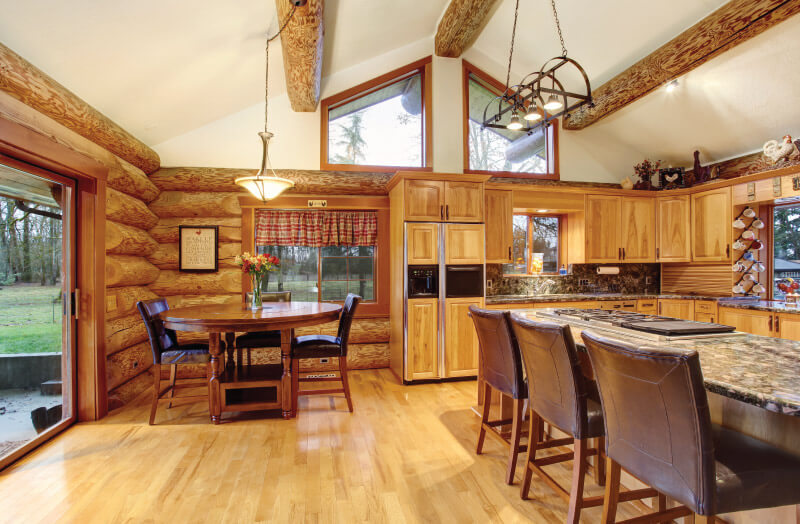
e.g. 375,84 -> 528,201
137,298 -> 224,425
235,291 -> 291,366
582,330 -> 800,523
469,306 -> 528,485
510,315 -> 656,523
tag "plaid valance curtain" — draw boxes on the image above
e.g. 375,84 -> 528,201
255,209 -> 378,247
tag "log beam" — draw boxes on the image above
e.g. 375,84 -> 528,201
106,255 -> 160,288
564,0 -> 800,130
276,0 -> 324,112
435,0 -> 499,58
0,43 -> 160,173
106,220 -> 159,256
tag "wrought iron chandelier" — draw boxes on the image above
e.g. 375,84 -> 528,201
235,1 -> 307,202
482,0 -> 592,134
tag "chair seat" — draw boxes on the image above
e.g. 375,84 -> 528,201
160,341 -> 222,365
236,330 -> 282,348
291,335 -> 342,359
713,424 -> 800,514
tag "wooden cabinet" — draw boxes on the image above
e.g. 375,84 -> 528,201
484,189 -> 513,263
585,195 -> 621,262
658,299 -> 694,320
637,299 -> 658,314
444,297 -> 482,377
620,197 -> 656,262
406,298 -> 439,380
406,223 -> 438,265
656,196 -> 691,262
691,187 -> 731,262
445,224 -> 485,264
718,307 -> 775,337
777,314 -> 800,341
532,301 -> 600,309
403,180 -> 483,222
694,300 -> 717,324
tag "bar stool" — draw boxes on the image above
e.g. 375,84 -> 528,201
235,291 -> 291,366
469,306 -> 528,485
581,330 -> 800,523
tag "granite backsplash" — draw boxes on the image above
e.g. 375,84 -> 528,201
486,264 -> 661,296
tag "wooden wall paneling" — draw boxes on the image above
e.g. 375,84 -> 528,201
106,342 -> 152,391
435,0 -> 499,57
105,254 -> 160,288
389,185 -> 406,381
105,314 -> 149,356
0,43 -> 160,173
660,264 -> 731,296
276,0 -> 324,112
105,286 -> 159,321
149,217 -> 242,244
164,294 -> 241,310
148,191 -> 243,218
107,157 -> 159,202
147,242 -> 240,270
105,188 -> 159,230
316,317 -> 390,344
148,268 -> 241,296
105,220 -> 159,256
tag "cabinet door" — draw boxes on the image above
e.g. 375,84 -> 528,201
656,196 -> 691,262
484,190 -> 513,263
445,224 -> 485,264
718,307 -> 774,337
406,223 -> 438,265
445,181 -> 483,222
691,188 -> 731,262
444,297 -> 482,378
405,180 -> 445,221
637,300 -> 658,314
777,314 -> 800,341
658,299 -> 694,320
620,197 -> 656,262
406,298 -> 439,380
585,195 -> 621,263
695,312 -> 715,323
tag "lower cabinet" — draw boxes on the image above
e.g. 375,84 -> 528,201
778,313 -> 800,341
406,298 -> 438,381
444,297 -> 482,378
532,301 -> 600,309
718,307 -> 775,337
658,299 -> 694,320
694,300 -> 718,324
637,299 -> 657,314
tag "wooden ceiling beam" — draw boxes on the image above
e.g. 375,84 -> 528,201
435,0 -> 499,58
564,0 -> 800,130
276,0 -> 324,112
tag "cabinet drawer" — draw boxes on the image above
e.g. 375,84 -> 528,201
694,301 -> 716,314
695,312 -> 715,323
600,301 -> 637,311
637,300 -> 657,313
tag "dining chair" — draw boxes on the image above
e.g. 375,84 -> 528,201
468,306 -> 528,485
290,294 -> 360,414
137,298 -> 223,425
581,329 -> 800,523
235,291 -> 291,367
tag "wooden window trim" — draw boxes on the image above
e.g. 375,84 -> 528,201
462,60 -> 559,180
320,56 -> 433,173
505,213 -> 564,276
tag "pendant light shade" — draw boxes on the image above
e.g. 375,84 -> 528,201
523,103 -> 542,121
235,132 -> 294,202
507,112 -> 523,130
543,94 -> 563,111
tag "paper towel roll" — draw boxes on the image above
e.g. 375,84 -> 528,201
597,266 -> 620,275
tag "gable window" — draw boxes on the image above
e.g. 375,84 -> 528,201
320,57 -> 432,172
504,214 -> 561,275
463,61 -> 558,179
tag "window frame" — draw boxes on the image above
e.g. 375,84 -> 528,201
505,213 -> 564,276
320,56 -> 433,173
462,60 -> 559,180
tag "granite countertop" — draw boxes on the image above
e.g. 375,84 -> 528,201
515,311 -> 800,417
716,300 -> 800,315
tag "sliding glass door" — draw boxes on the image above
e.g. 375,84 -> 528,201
0,162 -> 75,467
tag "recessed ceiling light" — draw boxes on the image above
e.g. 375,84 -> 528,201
537,209 -> 549,213
665,79 -> 679,92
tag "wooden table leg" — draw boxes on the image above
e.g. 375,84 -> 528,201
225,332 -> 235,368
281,328 -> 293,419
208,332 -> 223,424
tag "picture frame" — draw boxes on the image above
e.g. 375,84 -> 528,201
178,225 -> 219,273
659,167 -> 685,190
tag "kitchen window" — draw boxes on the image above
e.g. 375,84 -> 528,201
462,61 -> 558,179
504,214 -> 561,275
320,57 -> 432,172
773,203 -> 800,299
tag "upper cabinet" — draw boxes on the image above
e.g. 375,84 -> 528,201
656,196 -> 691,262
445,224 -> 485,264
403,180 -> 483,222
484,189 -> 513,263
585,195 -> 622,262
620,197 -> 656,262
585,195 -> 656,263
406,223 -> 438,265
691,187 -> 731,262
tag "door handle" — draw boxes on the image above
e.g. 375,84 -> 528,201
508,246 -> 512,262
618,248 -> 622,260
726,244 -> 730,257
769,315 -> 773,332
446,205 -> 449,220
775,316 -> 780,334
440,205 -> 444,220
622,248 -> 626,260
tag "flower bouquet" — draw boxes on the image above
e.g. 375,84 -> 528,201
633,159 -> 661,190
235,252 -> 280,309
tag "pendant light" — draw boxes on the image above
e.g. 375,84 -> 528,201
507,111 -> 524,130
235,2 -> 305,202
523,102 -> 542,121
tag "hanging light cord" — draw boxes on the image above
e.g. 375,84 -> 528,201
504,0 -> 520,91
551,0 -> 567,57
264,3 -> 298,132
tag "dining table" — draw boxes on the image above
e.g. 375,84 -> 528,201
159,301 -> 342,423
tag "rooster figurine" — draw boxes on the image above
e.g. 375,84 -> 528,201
763,135 -> 800,164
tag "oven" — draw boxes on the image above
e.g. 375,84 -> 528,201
445,264 -> 484,298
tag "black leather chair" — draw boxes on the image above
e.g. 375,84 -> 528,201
291,294 -> 360,414
582,329 -> 800,523
137,298 -> 223,425
235,291 -> 291,366
469,306 -> 528,485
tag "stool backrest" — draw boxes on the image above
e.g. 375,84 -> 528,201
136,298 -> 178,364
581,330 -> 715,515
468,306 -> 525,399
510,314 -> 591,438
337,294 -> 361,353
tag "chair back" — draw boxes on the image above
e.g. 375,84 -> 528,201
581,330 -> 715,515
263,291 -> 291,302
337,294 -> 361,354
468,306 -> 525,399
136,298 -> 178,365
510,314 -> 592,438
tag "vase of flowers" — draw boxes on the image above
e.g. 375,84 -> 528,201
235,252 -> 280,310
633,159 -> 661,190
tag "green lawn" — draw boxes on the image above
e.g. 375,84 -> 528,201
0,284 -> 62,354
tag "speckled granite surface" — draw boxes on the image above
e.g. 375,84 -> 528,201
486,293 -> 728,304
486,263 -> 660,296
515,311 -> 800,417
718,300 -> 800,316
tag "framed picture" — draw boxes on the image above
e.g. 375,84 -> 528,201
179,225 -> 218,272
659,167 -> 685,190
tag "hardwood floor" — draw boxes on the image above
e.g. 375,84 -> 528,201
0,369 -> 648,523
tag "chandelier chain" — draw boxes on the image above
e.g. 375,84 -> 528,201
504,0 -> 520,91
550,0 -> 567,57
265,3 -> 298,132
